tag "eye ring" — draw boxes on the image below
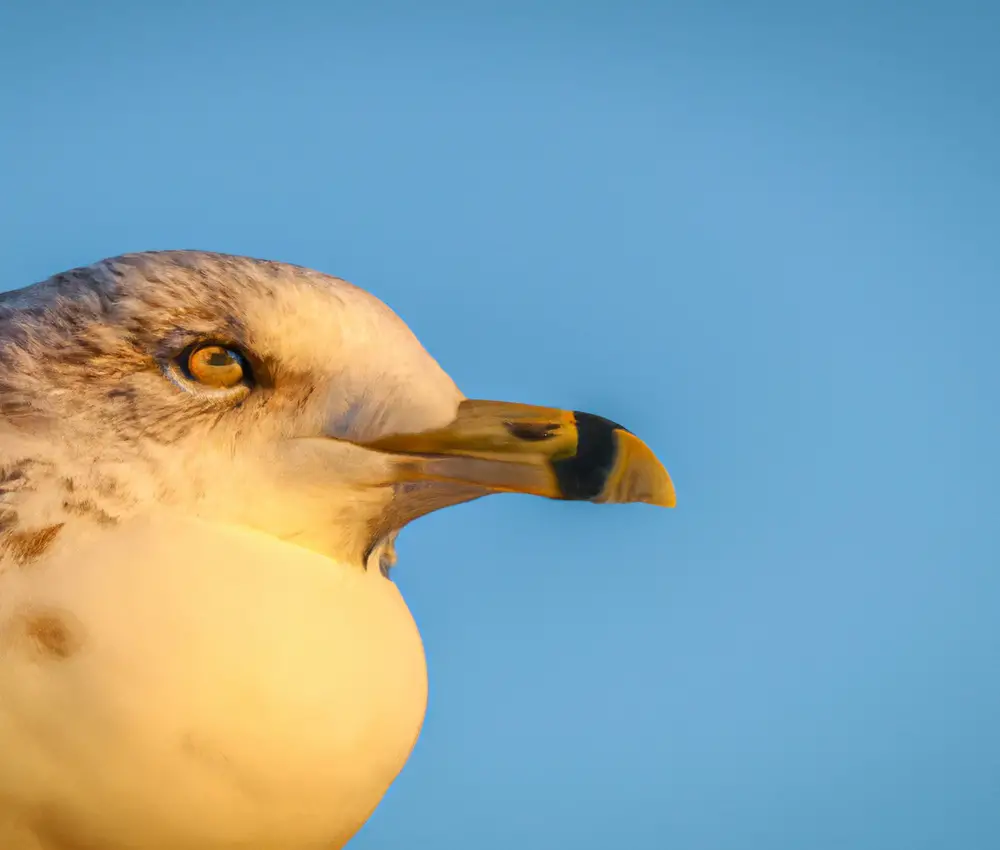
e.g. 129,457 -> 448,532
181,343 -> 251,390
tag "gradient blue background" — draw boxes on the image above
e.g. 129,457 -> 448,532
2,2 -> 997,847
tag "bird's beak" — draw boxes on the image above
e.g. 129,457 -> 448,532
358,399 -> 675,507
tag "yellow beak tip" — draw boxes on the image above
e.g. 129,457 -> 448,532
656,486 -> 678,509
599,431 -> 676,508
642,471 -> 676,508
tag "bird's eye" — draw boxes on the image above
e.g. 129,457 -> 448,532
184,344 -> 249,389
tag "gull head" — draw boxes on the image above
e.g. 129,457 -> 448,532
0,251 -> 674,570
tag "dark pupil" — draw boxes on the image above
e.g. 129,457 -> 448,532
207,351 -> 233,367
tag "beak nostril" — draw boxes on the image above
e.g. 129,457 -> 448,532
501,421 -> 560,442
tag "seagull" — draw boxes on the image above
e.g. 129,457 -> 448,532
0,251 -> 675,850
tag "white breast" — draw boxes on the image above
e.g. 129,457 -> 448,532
0,514 -> 428,850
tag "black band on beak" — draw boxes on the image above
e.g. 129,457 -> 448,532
551,412 -> 628,500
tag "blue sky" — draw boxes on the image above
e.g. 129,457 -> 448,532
2,2 -> 997,848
